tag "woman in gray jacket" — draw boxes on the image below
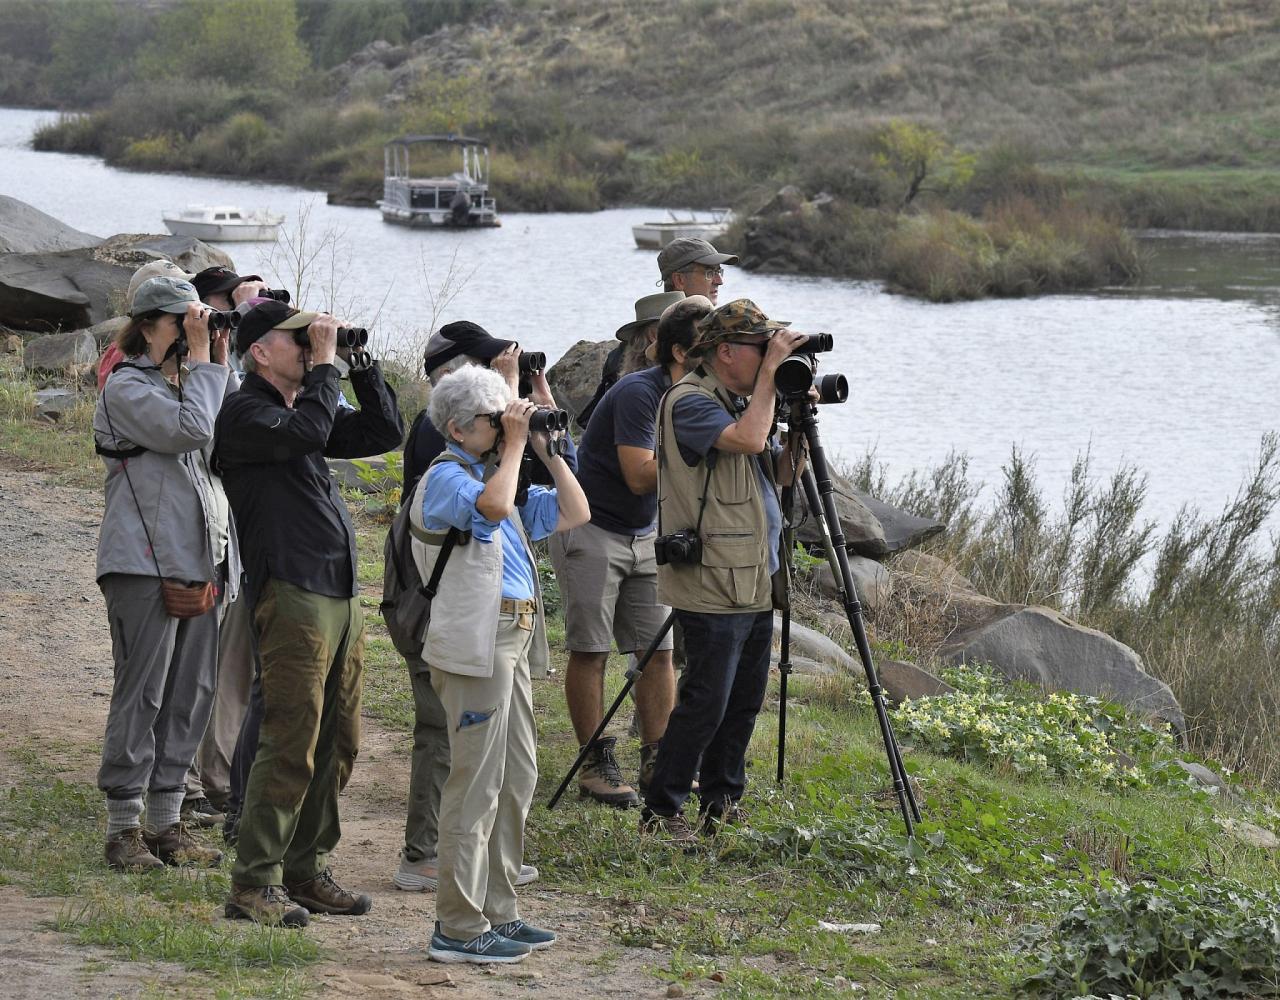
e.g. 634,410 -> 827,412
94,276 -> 239,872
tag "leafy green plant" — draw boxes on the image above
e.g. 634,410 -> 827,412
1018,878 -> 1280,999
347,452 -> 402,517
892,666 -> 1180,789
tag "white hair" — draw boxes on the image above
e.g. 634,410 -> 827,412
429,365 -> 512,436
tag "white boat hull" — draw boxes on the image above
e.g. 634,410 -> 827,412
632,220 -> 731,250
379,203 -> 500,228
162,219 -> 281,242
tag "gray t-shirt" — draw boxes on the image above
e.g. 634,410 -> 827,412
670,392 -> 782,575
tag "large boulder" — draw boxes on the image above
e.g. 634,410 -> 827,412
815,556 -> 890,613
0,234 -> 233,332
853,491 -> 945,554
794,469 -> 941,558
546,339 -> 612,425
23,330 -> 97,373
771,613 -> 855,675
939,605 -> 1186,735
0,195 -> 101,253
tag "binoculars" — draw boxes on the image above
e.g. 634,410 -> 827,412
487,407 -> 570,433
291,326 -> 369,349
518,351 -> 546,375
256,288 -> 291,303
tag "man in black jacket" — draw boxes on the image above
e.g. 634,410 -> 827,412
215,300 -> 403,927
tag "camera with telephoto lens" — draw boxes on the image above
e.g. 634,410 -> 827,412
654,528 -> 702,566
256,288 -> 291,303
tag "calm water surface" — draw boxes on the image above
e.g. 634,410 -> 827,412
3,107 -> 1279,535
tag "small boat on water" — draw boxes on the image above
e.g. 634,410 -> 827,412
379,135 -> 499,228
632,208 -> 734,249
162,205 -> 284,242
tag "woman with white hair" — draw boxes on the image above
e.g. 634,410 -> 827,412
409,365 -> 588,964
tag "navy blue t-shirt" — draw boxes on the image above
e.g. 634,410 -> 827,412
576,365 -> 672,536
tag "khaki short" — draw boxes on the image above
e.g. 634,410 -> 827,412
548,521 -> 674,654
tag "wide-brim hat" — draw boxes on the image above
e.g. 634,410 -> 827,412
615,291 -> 685,341
235,300 -> 320,355
688,297 -> 789,355
130,276 -> 199,317
645,294 -> 713,363
423,320 -> 515,376
657,237 -> 739,280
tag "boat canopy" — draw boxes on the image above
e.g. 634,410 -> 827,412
384,135 -> 489,148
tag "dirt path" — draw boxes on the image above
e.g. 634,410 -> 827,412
0,468 -> 674,999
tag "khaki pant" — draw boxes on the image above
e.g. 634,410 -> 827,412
430,613 -> 536,941
232,579 -> 364,888
186,588 -> 254,806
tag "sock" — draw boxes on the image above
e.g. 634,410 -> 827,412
105,796 -> 143,837
145,789 -> 185,832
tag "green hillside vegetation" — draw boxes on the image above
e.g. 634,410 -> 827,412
10,0 -> 1280,298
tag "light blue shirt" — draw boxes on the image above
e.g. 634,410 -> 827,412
420,444 -> 560,600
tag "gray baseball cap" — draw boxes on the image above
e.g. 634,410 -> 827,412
127,259 -> 194,306
130,276 -> 199,317
657,237 -> 739,280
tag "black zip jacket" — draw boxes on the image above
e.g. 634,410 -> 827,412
214,363 -> 404,606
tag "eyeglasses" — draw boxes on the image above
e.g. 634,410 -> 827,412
681,265 -> 724,281
725,338 -> 767,353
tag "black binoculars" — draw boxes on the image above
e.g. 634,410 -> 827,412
518,351 -> 546,375
487,407 -> 570,433
256,288 -> 291,303
291,326 -> 369,349
179,310 -> 238,335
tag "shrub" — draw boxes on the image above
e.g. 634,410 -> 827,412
1019,878 -> 1280,999
882,209 -> 997,301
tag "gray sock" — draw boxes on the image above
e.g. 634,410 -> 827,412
106,796 -> 143,837
145,789 -> 185,832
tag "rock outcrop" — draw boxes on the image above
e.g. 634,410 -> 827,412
546,338 -> 612,424
0,195 -> 101,254
22,330 -> 97,373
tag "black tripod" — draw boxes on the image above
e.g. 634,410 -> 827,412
547,611 -> 676,810
781,398 -> 922,836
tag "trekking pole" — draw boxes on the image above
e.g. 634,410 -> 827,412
547,610 -> 677,810
790,400 -> 921,835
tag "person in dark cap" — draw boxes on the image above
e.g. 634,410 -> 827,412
191,266 -> 268,313
214,300 -> 403,927
657,237 -> 739,306
392,319 -> 573,894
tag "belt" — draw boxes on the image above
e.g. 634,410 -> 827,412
499,597 -> 537,615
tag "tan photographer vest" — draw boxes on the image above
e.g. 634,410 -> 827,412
656,366 -> 775,614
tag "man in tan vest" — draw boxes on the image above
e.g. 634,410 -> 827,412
640,299 -> 809,843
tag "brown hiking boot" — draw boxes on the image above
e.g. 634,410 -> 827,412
639,811 -> 699,851
105,827 -> 164,872
285,869 -> 372,916
579,736 -> 639,808
225,884 -> 310,927
144,821 -> 223,868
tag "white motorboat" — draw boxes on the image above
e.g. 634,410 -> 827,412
161,205 -> 284,242
632,208 -> 734,249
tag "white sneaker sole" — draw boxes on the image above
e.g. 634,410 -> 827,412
393,872 -> 438,891
428,946 -> 528,964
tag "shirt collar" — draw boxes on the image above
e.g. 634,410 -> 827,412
446,442 -> 486,468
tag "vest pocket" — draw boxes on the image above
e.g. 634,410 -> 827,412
714,460 -> 754,505
700,533 -> 758,608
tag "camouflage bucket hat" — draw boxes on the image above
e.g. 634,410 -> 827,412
688,298 -> 790,355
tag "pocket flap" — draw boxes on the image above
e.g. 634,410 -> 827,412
702,534 -> 757,568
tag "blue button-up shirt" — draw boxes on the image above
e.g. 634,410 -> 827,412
420,444 -> 561,599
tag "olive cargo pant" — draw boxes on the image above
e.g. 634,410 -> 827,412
403,657 -> 449,864
232,579 -> 364,888
430,613 -> 537,941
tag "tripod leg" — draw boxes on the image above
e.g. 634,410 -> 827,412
793,409 -> 922,834
777,606 -> 790,784
547,611 -> 677,810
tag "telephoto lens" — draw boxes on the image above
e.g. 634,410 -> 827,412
816,372 -> 849,404
529,407 -> 569,433
774,354 -> 815,397
518,351 -> 547,375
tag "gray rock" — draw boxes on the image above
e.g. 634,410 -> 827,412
940,605 -> 1186,735
853,490 -> 945,555
0,195 -> 101,253
328,456 -> 392,493
772,613 -> 855,674
88,316 -> 128,348
23,330 -> 97,372
120,234 -> 233,275
34,388 -> 79,420
1176,759 -> 1226,791
890,550 -> 977,593
546,339 -> 613,425
879,659 -> 956,705
815,556 -> 890,613
1220,818 -> 1278,849
3,334 -> 22,355
796,474 -> 888,557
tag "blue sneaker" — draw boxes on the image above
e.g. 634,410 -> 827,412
428,922 -> 531,964
491,919 -> 556,951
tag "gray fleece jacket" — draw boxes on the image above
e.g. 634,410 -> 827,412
93,356 -> 241,601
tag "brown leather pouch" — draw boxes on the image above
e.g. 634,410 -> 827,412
161,579 -> 216,619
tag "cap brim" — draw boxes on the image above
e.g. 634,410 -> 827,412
692,251 -> 739,267
615,319 -> 655,341
470,337 -> 516,359
151,300 -> 195,315
274,310 -> 319,330
206,273 -> 262,295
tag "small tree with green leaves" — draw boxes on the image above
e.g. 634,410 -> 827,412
870,120 -> 974,211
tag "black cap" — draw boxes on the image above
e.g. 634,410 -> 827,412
192,266 -> 262,301
422,320 -> 515,376
235,300 -> 318,356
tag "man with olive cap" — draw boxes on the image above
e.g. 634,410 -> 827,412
657,237 -> 738,306
214,300 -> 403,927
641,299 -> 809,845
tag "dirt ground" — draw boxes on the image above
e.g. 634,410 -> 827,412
0,468 -> 682,1000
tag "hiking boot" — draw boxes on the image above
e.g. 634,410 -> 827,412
428,922 -> 530,964
491,919 -> 556,951
225,884 -> 309,927
700,799 -> 750,836
578,736 -> 639,808
144,821 -> 223,868
285,869 -> 372,916
105,827 -> 164,872
514,863 -> 539,887
181,795 -> 224,829
638,741 -> 660,796
394,856 -> 539,892
639,810 -> 699,850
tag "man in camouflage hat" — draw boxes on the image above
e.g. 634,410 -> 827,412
639,299 -> 808,845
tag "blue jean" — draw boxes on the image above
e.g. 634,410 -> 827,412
643,609 -> 773,817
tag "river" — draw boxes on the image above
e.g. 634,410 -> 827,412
3,107 -> 1279,538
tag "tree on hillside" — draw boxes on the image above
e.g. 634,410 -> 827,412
138,0 -> 310,92
400,70 -> 492,136
871,120 -> 975,212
